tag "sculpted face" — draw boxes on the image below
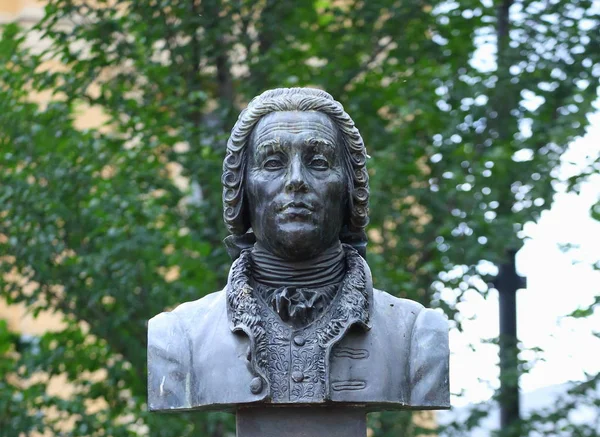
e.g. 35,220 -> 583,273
246,111 -> 348,261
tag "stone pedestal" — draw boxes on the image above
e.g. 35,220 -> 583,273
236,407 -> 366,437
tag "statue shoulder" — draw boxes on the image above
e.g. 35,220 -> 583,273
372,288 -> 425,322
413,306 -> 448,334
149,289 -> 226,332
372,289 -> 448,337
147,289 -> 227,412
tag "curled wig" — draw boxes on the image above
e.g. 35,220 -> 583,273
222,88 -> 369,252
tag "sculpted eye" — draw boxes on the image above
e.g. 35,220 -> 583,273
263,157 -> 284,170
309,155 -> 330,170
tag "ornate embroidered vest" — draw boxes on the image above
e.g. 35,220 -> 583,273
255,286 -> 338,402
226,245 -> 371,403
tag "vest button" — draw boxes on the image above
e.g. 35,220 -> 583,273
293,335 -> 306,346
291,371 -> 304,383
250,377 -> 263,394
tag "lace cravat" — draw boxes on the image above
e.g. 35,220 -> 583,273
255,283 -> 340,326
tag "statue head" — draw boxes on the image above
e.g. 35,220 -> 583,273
222,88 -> 369,260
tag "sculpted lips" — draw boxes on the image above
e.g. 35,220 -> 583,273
277,201 -> 315,219
279,201 -> 314,211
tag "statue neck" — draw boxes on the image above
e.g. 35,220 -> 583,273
250,241 -> 345,288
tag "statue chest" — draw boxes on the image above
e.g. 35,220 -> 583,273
259,301 -> 327,403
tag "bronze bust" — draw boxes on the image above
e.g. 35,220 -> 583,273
148,88 -> 449,412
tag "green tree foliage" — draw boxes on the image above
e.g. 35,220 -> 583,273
0,1 -> 598,436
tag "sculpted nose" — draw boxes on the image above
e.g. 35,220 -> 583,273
285,157 -> 308,193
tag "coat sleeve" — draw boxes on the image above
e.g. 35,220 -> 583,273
147,311 -> 192,411
408,308 -> 450,408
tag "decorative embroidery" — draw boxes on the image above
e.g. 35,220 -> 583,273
226,244 -> 372,402
259,300 -> 327,402
292,349 -> 320,383
291,382 -> 316,401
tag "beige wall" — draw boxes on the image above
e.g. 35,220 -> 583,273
0,0 -> 44,23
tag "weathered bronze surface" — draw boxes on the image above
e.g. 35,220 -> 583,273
148,88 -> 450,418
